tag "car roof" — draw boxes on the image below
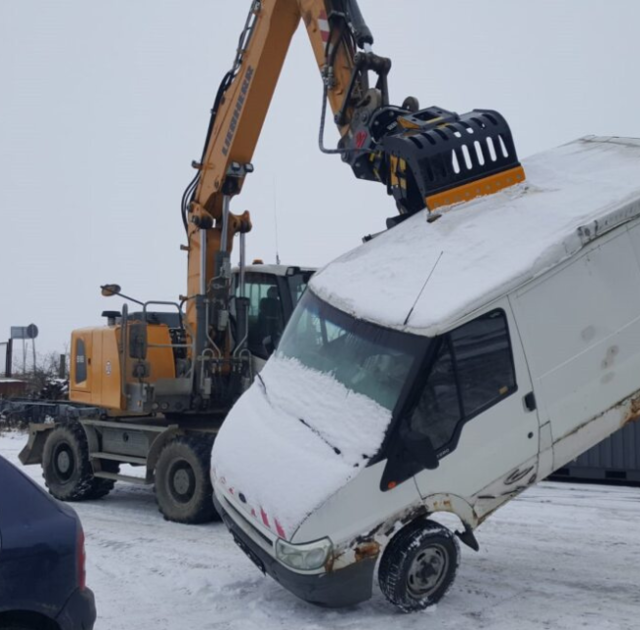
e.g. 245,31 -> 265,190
310,136 -> 640,336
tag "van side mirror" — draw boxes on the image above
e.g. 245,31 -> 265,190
379,426 -> 440,491
401,429 -> 440,471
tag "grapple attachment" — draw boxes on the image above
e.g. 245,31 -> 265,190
382,107 -> 525,214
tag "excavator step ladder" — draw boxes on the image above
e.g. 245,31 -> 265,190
384,108 -> 525,212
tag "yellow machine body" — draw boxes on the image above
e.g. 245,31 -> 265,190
70,323 -> 176,412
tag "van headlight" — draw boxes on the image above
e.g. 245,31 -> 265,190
275,537 -> 333,571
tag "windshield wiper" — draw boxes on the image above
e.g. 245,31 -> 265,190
257,372 -> 343,458
298,417 -> 342,456
256,372 -> 267,394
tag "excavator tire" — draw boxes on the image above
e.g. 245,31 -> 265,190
42,422 -> 118,501
154,435 -> 219,524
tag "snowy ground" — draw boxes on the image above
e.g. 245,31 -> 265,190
2,430 -> 639,630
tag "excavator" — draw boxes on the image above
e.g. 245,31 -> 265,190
20,0 -> 524,523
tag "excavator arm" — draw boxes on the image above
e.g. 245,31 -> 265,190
183,0 -> 525,405
184,0 -> 375,335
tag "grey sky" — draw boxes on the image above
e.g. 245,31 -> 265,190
1,0 -> 639,357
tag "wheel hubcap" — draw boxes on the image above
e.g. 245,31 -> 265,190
169,461 -> 195,503
173,469 -> 191,495
407,544 -> 449,598
53,444 -> 74,481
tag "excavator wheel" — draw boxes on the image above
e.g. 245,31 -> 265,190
154,435 -> 219,524
42,422 -> 118,501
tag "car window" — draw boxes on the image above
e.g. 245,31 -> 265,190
410,339 -> 462,451
450,309 -> 516,416
409,309 -> 516,454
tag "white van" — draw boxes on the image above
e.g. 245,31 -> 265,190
212,136 -> 640,611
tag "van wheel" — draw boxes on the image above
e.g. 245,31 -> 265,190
154,435 -> 219,524
42,423 -> 118,501
378,519 -> 459,612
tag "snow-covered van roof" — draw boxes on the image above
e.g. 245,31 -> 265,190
310,136 -> 640,337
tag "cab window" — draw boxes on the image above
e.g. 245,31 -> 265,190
239,273 -> 284,358
75,338 -> 87,384
287,271 -> 313,306
410,309 -> 516,454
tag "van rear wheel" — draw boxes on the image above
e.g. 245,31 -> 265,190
378,519 -> 459,612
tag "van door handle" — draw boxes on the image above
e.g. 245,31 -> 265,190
523,392 -> 536,412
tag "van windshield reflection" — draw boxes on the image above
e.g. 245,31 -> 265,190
276,290 -> 427,412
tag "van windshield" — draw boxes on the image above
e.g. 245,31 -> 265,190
276,290 -> 428,412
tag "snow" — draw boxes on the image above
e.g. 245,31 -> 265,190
211,355 -> 391,538
2,430 -> 640,629
311,136 -> 640,336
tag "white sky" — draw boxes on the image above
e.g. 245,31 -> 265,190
1,0 -> 639,355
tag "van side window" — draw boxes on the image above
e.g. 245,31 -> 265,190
450,310 -> 516,417
410,309 -> 516,454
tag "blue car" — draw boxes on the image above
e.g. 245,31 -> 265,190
0,454 -> 96,630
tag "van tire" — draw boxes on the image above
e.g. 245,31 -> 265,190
378,519 -> 459,612
42,422 -> 118,501
154,435 -> 219,524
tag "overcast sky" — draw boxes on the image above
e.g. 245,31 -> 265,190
1,0 -> 639,360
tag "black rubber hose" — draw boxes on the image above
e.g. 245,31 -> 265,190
181,172 -> 199,232
180,69 -> 234,234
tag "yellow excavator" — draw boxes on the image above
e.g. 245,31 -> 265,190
20,0 -> 525,523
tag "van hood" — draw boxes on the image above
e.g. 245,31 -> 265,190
211,354 -> 392,540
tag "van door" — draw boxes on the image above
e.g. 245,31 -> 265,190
410,302 -> 540,520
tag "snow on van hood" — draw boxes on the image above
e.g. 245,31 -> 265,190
310,136 -> 640,336
211,354 -> 391,539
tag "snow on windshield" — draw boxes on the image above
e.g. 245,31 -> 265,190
212,353 -> 393,538
277,290 -> 424,412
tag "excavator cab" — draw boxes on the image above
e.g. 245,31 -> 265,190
233,264 -> 315,369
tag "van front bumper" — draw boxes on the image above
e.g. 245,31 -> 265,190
214,494 -> 375,608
